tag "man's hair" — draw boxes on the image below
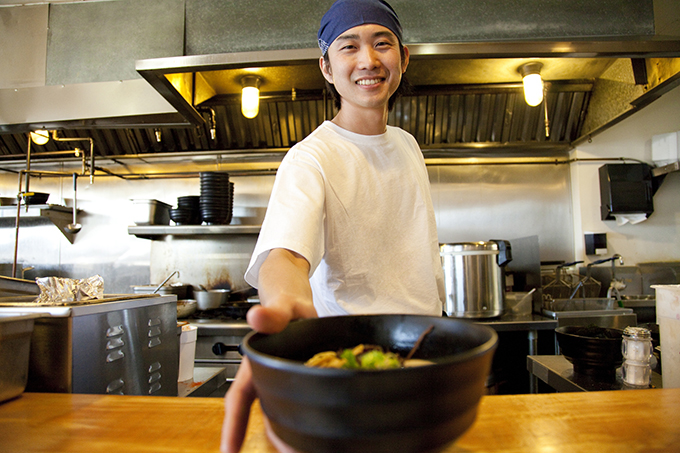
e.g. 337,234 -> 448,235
322,45 -> 411,112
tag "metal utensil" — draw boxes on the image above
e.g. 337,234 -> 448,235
66,174 -> 82,234
153,270 -> 179,294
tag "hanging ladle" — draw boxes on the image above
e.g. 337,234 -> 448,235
66,173 -> 82,234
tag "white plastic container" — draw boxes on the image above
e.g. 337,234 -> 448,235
178,324 -> 197,382
654,284 -> 680,388
651,131 -> 679,167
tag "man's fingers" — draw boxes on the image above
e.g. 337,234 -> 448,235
221,357 -> 257,453
246,305 -> 293,334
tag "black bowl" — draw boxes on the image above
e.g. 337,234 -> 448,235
169,207 -> 201,225
555,326 -> 624,378
177,195 -> 200,208
243,315 -> 498,453
22,192 -> 49,205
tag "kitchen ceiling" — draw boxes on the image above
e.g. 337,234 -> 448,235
1,39 -> 680,163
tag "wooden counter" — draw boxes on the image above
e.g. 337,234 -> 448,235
1,389 -> 679,452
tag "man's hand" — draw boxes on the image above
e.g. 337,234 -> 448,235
221,248 -> 317,452
221,357 -> 257,453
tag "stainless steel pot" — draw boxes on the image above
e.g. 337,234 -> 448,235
195,289 -> 230,310
440,240 -> 512,318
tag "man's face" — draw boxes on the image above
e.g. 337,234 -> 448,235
320,24 -> 409,113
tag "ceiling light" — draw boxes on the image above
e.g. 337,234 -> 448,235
518,62 -> 544,107
241,76 -> 261,119
29,130 -> 50,145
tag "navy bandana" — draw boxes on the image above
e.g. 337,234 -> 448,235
317,0 -> 403,55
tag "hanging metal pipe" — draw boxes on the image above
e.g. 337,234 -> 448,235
543,86 -> 550,138
12,168 -> 92,278
12,170 -> 25,278
50,132 -> 95,183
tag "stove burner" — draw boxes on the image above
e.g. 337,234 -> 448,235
188,303 -> 258,321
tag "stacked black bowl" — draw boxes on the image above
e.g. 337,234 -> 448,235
199,172 -> 233,225
169,195 -> 201,225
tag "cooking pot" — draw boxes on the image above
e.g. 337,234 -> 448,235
176,300 -> 197,319
440,240 -> 512,318
195,289 -> 230,310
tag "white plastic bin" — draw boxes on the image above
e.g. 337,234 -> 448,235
654,285 -> 680,388
178,324 -> 197,382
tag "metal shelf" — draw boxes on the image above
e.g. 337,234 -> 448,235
651,160 -> 680,177
0,204 -> 78,244
128,224 -> 261,238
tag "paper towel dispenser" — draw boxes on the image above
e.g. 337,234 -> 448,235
599,163 -> 654,221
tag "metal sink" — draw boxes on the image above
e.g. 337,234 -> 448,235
620,295 -> 656,307
543,298 -> 625,313
541,298 -> 636,330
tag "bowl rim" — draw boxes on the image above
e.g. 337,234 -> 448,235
243,314 -> 498,377
555,325 -> 623,340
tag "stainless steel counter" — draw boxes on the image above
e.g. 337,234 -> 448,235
527,354 -> 662,392
469,312 -> 558,393
474,312 -> 558,332
0,294 -> 179,396
178,366 -> 230,398
0,294 -> 176,316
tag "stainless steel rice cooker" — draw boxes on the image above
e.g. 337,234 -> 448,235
440,240 -> 512,318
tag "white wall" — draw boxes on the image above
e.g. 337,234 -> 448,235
571,84 -> 680,265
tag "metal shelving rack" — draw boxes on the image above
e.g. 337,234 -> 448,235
0,204 -> 78,244
127,224 -> 261,239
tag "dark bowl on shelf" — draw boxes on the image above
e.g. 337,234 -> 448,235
555,326 -> 624,379
169,207 -> 201,225
177,195 -> 200,208
243,315 -> 498,453
22,192 -> 49,205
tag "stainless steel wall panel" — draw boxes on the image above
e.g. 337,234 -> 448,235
432,163 -> 574,261
149,235 -> 258,294
46,0 -> 185,85
0,4 -> 48,89
184,0 -> 654,55
1,161 -> 574,291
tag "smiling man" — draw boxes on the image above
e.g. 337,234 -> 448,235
221,1 -> 444,452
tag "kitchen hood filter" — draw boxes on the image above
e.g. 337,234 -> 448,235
599,164 -> 654,221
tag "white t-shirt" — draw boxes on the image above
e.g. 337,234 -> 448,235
245,121 -> 444,317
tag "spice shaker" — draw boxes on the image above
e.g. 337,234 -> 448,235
621,326 -> 652,388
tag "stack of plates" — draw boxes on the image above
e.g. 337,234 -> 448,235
199,172 -> 233,225
169,195 -> 201,225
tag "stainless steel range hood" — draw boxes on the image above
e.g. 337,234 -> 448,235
134,39 -> 680,156
1,39 -> 680,161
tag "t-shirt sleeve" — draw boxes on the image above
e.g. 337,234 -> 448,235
244,149 -> 326,288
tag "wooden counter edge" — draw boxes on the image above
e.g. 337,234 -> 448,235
1,389 -> 679,453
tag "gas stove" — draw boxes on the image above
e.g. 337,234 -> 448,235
187,303 -> 254,322
184,303 -> 257,396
